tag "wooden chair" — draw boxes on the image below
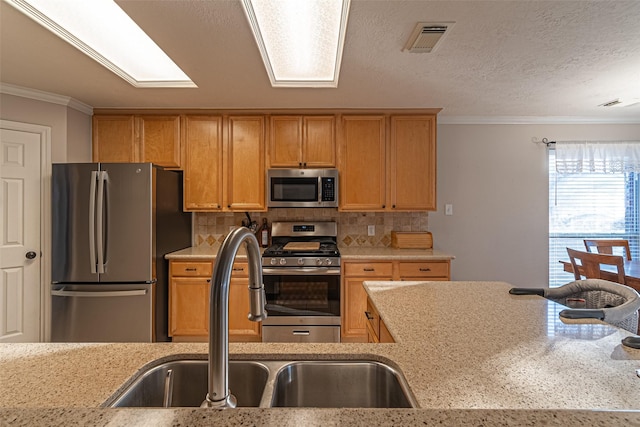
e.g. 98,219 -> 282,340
567,247 -> 626,284
584,239 -> 632,260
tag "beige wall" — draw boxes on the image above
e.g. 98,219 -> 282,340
0,93 -> 92,162
66,106 -> 92,162
429,123 -> 640,287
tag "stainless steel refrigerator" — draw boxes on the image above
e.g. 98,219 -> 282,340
51,163 -> 191,342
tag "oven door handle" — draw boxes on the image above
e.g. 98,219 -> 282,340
262,267 -> 341,275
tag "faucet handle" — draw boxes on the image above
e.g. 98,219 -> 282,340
248,287 -> 268,322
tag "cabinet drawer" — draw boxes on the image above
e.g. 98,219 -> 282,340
398,261 -> 449,278
231,262 -> 249,278
344,262 -> 393,277
171,261 -> 213,277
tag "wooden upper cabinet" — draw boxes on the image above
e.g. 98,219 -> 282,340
338,116 -> 386,211
227,116 -> 266,211
92,114 -> 181,168
139,115 -> 181,168
268,115 -> 335,168
92,115 -> 136,163
183,116 -> 223,211
269,116 -> 302,167
390,115 -> 436,210
304,116 -> 336,167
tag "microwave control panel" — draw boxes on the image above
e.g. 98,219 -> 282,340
321,177 -> 336,201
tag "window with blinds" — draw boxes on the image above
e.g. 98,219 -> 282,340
548,148 -> 640,287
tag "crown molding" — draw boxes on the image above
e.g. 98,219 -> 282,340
0,82 -> 93,115
438,115 -> 640,125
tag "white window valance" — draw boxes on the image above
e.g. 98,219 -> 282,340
555,141 -> 640,174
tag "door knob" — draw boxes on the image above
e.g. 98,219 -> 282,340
25,251 -> 37,259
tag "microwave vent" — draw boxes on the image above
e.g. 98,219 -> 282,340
403,22 -> 454,53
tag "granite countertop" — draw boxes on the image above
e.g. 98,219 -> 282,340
165,245 -> 454,261
1,281 -> 639,426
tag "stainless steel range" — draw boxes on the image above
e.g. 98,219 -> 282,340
261,221 -> 341,342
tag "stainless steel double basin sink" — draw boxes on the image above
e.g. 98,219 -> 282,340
105,357 -> 417,408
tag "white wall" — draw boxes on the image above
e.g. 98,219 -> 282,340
0,93 -> 92,162
429,123 -> 640,288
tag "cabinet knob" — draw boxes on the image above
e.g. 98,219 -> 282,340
382,205 -> 385,209
392,204 -> 396,208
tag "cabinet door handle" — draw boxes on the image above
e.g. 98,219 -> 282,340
363,268 -> 375,272
419,268 -> 431,272
364,311 -> 374,320
233,268 -> 244,272
185,268 -> 197,272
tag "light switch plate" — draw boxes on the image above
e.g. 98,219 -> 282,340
367,225 -> 375,236
445,204 -> 453,216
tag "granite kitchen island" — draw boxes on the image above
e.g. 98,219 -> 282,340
1,281 -> 639,426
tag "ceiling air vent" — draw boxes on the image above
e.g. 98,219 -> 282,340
599,98 -> 640,108
403,22 -> 455,53
599,99 -> 623,107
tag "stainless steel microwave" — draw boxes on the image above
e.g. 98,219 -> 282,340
267,169 -> 339,208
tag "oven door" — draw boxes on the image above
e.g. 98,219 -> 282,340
262,267 -> 340,318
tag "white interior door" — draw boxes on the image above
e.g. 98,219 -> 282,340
0,127 -> 42,342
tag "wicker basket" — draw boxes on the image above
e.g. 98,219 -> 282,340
391,231 -> 433,249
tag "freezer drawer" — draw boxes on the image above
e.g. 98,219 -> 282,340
51,283 -> 154,342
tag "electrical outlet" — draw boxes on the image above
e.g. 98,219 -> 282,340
445,204 -> 453,216
367,225 -> 375,236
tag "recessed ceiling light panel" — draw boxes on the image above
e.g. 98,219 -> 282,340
6,0 -> 196,88
241,0 -> 351,88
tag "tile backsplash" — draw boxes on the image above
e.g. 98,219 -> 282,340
194,209 -> 429,248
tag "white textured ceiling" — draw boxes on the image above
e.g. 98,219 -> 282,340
1,0 -> 640,121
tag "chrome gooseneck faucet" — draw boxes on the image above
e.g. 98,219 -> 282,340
202,227 -> 267,408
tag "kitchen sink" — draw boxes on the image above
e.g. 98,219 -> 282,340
270,361 -> 414,408
108,359 -> 269,407
105,357 -> 417,408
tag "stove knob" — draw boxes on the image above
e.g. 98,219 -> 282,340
279,258 -> 287,266
325,258 -> 332,266
297,258 -> 305,266
316,258 -> 323,266
270,258 -> 277,266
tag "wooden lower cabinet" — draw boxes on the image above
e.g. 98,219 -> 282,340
341,262 -> 392,342
341,259 -> 451,342
365,296 -> 394,343
169,259 -> 261,342
228,263 -> 261,342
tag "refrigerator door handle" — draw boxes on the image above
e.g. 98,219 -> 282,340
51,288 -> 148,298
96,171 -> 107,274
89,171 -> 98,274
